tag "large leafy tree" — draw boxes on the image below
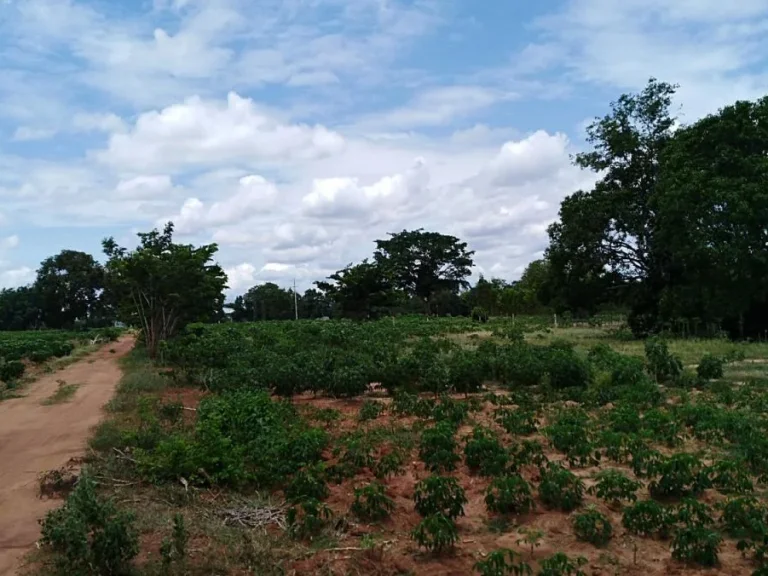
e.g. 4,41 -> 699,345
34,250 -> 105,329
0,287 -> 42,330
373,229 -> 474,310
546,78 -> 677,329
103,222 -> 227,356
656,96 -> 768,337
316,259 -> 396,319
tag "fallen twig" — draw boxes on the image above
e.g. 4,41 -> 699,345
218,504 -> 287,530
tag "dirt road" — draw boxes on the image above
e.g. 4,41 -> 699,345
0,336 -> 134,575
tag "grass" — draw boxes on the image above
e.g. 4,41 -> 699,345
41,380 -> 80,405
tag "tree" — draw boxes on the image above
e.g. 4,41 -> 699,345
655,96 -> 768,337
34,250 -> 104,329
0,287 -> 41,330
102,223 -> 227,357
300,288 -> 333,319
316,260 -> 396,319
546,78 -> 678,330
373,229 -> 474,311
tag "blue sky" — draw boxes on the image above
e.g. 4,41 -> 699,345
1,0 -> 768,293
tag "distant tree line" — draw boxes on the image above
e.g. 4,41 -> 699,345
4,78 -> 767,342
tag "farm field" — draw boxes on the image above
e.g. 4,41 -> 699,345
27,317 -> 768,576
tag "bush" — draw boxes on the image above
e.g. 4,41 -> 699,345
497,343 -> 545,387
474,549 -> 532,576
572,506 -> 613,546
671,525 -> 722,566
622,499 -> 674,538
358,400 -> 384,421
645,338 -> 682,382
414,475 -> 467,519
547,349 -> 592,389
648,453 -> 711,499
351,482 -> 394,521
448,349 -> 484,394
537,553 -> 587,576
485,476 -> 534,516
286,498 -> 332,541
674,498 -> 714,526
544,408 -> 598,468
284,466 -> 329,502
412,513 -> 459,553
0,359 -> 25,382
419,421 -> 459,472
697,354 -> 724,380
709,459 -> 754,494
539,463 -> 584,512
39,475 -> 139,575
720,496 -> 767,539
373,450 -> 406,479
464,427 -> 508,476
587,469 -> 641,505
495,407 -> 538,435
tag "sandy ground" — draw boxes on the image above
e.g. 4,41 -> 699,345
0,336 -> 134,576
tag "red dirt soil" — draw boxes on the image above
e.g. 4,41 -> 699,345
0,336 -> 134,576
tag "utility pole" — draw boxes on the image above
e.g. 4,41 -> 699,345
294,278 -> 299,320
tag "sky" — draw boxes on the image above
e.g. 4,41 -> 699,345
1,0 -> 768,295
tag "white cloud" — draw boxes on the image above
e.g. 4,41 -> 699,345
302,157 -> 429,219
97,92 -> 345,172
224,262 -> 257,292
73,112 -> 126,133
12,126 -> 56,141
165,174 -> 277,234
0,235 -> 19,250
359,86 -> 514,130
483,131 -> 573,188
115,175 -> 176,199
0,267 -> 34,289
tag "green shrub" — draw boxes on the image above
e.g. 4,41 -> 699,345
508,440 -> 548,472
284,466 -> 329,502
671,525 -> 721,566
432,396 -> 470,426
537,553 -> 587,576
159,513 -> 188,570
673,498 -> 714,526
494,407 -> 538,435
709,459 -> 754,494
547,349 -> 592,389
648,453 -> 711,499
412,513 -> 458,553
419,421 -> 459,472
697,354 -> 724,380
587,469 -> 641,505
39,475 -> 139,575
286,498 -> 332,541
539,462 -> 584,512
544,408 -> 598,468
414,475 -> 467,519
572,506 -> 613,546
622,499 -> 673,538
474,549 -> 532,576
497,343 -> 545,387
645,337 -> 682,382
373,450 -> 406,479
448,349 -> 484,394
0,359 -> 25,382
358,400 -> 384,421
464,426 -> 508,476
720,496 -> 767,539
350,482 -> 394,521
485,476 -> 534,516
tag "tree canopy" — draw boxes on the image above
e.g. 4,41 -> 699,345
102,223 -> 227,356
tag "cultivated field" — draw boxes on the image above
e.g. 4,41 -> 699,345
25,317 -> 768,576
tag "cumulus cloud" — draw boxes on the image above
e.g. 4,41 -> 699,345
165,174 -> 277,234
0,266 -> 34,289
97,92 -> 345,172
302,157 -> 429,219
115,175 -> 176,199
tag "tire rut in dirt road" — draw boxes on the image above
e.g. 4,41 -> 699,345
0,335 -> 135,576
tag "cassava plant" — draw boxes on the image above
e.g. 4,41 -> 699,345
484,476 -> 535,516
572,506 -> 613,546
414,475 -> 467,519
350,482 -> 395,521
